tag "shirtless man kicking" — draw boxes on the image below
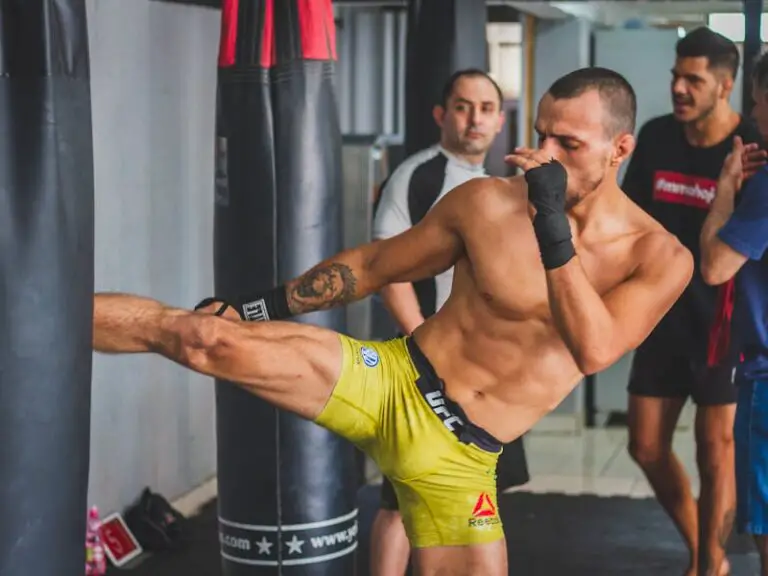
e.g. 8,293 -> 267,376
93,67 -> 693,575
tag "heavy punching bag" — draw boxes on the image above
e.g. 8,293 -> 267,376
213,1 -> 358,574
0,2 -> 94,576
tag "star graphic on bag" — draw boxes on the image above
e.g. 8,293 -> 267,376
285,535 -> 304,554
255,537 -> 272,555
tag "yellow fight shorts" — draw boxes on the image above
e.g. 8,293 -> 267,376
314,335 -> 504,548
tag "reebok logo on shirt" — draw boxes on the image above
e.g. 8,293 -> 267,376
653,170 -> 716,209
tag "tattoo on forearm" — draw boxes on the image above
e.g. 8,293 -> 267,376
287,263 -> 358,314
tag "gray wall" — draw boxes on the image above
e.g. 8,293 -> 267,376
84,0 -> 406,517
518,17 -> 592,151
86,0 -> 219,514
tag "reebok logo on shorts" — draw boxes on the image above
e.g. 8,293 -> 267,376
468,492 -> 499,528
472,493 -> 496,517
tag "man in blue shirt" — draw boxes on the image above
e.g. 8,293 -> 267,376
700,50 -> 768,575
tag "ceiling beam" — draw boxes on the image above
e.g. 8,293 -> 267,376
553,0 -> 747,25
500,1 -> 573,20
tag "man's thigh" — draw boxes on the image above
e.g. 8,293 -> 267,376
390,441 -> 503,549
412,539 -> 508,576
320,335 -> 504,550
694,401 -> 736,447
313,335 -> 416,453
735,380 -> 768,535
627,395 -> 687,450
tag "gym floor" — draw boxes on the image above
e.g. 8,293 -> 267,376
514,409 -> 697,500
118,402 -> 761,575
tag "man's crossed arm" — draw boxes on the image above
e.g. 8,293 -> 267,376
505,148 -> 693,375
545,234 -> 692,375
200,193 -> 465,322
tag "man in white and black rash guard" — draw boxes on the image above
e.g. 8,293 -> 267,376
369,68 -> 530,576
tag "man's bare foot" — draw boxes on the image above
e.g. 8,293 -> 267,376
686,557 -> 731,576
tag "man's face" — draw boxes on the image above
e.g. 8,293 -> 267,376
670,56 -> 731,123
751,82 -> 768,141
534,90 -> 631,205
434,75 -> 505,157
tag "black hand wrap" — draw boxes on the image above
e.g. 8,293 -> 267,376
525,160 -> 576,270
194,285 -> 292,322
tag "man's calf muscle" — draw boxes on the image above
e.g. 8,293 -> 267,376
94,293 -> 343,420
167,316 -> 343,419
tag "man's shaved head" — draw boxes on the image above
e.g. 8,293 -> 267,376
533,67 -> 637,206
547,67 -> 637,137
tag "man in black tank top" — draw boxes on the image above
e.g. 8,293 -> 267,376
623,27 -> 766,576
369,69 -> 529,576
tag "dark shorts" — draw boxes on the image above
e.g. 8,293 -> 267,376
627,339 -> 737,406
735,379 -> 768,535
379,435 -> 530,511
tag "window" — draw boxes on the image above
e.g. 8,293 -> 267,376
707,12 -> 768,42
487,23 -> 523,100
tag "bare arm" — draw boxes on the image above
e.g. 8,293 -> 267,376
503,148 -> 691,374
700,137 -> 750,285
700,182 -> 746,285
379,283 -> 425,335
547,233 -> 693,375
283,191 -> 464,316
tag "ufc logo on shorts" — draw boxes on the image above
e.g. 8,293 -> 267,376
242,299 -> 269,322
425,391 -> 464,432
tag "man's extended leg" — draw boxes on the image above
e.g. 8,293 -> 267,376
93,293 -> 344,420
370,478 -> 411,576
628,394 -> 698,573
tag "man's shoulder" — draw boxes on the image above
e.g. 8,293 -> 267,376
447,175 -> 527,221
736,115 -> 765,146
634,224 -> 693,276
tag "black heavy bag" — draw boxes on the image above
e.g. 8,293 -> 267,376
214,1 -> 358,574
0,2 -> 94,576
405,0 -> 488,156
